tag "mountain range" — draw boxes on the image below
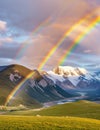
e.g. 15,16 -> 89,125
0,64 -> 100,107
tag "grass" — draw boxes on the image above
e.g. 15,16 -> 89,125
0,116 -> 100,130
5,100 -> 100,120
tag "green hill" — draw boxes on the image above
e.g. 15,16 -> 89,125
32,101 -> 100,120
6,101 -> 100,120
0,116 -> 100,130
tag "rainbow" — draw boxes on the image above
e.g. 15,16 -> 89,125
59,16 -> 100,65
15,17 -> 51,59
6,11 -> 100,105
38,10 -> 98,70
5,71 -> 35,106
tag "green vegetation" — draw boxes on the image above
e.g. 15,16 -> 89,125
0,116 -> 100,130
32,101 -> 100,119
0,101 -> 100,130
5,101 -> 100,120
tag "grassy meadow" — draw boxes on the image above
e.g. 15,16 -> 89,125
0,100 -> 100,130
0,116 -> 100,130
4,101 -> 100,120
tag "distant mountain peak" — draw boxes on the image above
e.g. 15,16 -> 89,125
53,66 -> 88,76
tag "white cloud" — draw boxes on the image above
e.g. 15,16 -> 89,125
0,58 -> 13,66
0,20 -> 7,31
0,37 -> 13,45
84,49 -> 92,53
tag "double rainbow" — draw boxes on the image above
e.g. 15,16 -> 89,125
5,10 -> 100,106
15,17 -> 51,59
38,10 -> 100,70
59,16 -> 100,65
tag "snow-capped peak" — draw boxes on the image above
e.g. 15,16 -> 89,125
42,66 -> 100,89
53,66 -> 87,76
47,71 -> 65,83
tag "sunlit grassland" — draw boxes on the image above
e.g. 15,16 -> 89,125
0,116 -> 100,130
5,101 -> 100,120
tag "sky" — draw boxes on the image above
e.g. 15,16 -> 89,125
0,0 -> 100,71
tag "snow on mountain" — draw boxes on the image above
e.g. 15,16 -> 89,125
47,71 -> 65,83
53,66 -> 87,76
49,66 -> 89,86
94,71 -> 100,80
9,70 -> 22,82
68,76 -> 80,86
45,66 -> 100,88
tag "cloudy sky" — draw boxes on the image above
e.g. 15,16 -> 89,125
0,0 -> 100,71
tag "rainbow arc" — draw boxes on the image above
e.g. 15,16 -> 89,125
5,9 -> 100,105
15,17 -> 51,59
38,9 -> 99,70
59,16 -> 100,65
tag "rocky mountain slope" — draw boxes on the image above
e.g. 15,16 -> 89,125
0,64 -> 41,107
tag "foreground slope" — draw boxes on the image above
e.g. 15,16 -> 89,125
33,101 -> 100,120
5,101 -> 100,120
0,116 -> 100,130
